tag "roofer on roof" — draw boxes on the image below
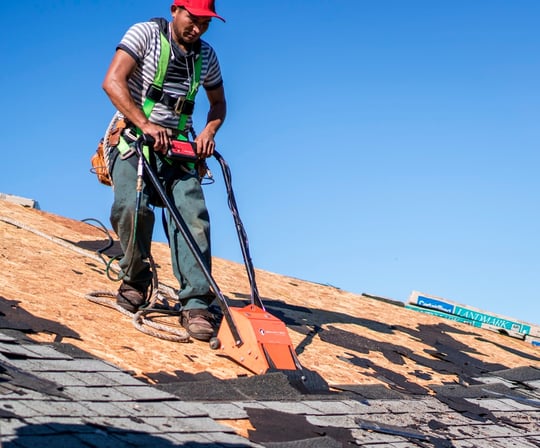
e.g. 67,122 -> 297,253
102,0 -> 226,341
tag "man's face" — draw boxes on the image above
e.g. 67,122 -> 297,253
171,7 -> 212,43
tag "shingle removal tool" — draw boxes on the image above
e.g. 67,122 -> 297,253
135,136 -> 303,375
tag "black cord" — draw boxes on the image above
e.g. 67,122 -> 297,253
81,218 -> 124,282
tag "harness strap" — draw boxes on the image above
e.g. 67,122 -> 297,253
142,30 -> 202,136
142,32 -> 171,118
177,53 -> 202,139
136,27 -> 202,166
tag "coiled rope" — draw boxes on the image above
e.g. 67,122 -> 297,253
85,291 -> 189,343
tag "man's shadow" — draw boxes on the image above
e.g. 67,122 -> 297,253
0,296 -> 80,343
5,422 -> 253,447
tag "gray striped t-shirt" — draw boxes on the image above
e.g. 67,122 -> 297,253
117,18 -> 223,130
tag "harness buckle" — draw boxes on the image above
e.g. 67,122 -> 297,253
174,96 -> 195,116
146,84 -> 163,102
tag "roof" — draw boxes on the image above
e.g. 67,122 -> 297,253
1,198 -> 539,447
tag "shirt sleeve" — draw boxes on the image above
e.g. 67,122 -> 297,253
202,44 -> 224,91
116,22 -> 155,64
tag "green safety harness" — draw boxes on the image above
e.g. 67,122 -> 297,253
142,32 -> 202,138
118,29 -> 202,167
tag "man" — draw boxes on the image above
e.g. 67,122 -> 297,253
102,0 -> 226,341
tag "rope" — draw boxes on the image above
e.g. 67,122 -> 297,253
0,216 -> 109,265
0,215 -> 191,343
85,291 -> 189,343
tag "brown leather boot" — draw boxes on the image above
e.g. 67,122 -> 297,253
116,282 -> 147,313
180,309 -> 216,341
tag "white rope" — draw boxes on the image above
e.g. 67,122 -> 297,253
85,291 -> 190,343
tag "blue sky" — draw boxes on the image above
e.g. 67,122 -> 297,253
2,1 -> 539,326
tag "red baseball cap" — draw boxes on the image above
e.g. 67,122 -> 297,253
173,0 -> 225,22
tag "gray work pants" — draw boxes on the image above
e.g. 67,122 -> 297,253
109,150 -> 213,310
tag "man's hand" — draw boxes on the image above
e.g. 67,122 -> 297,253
194,129 -> 216,159
139,122 -> 170,154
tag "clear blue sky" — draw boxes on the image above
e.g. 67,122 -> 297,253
2,1 -> 539,326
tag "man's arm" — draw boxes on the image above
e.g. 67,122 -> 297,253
195,85 -> 227,158
102,49 -> 170,153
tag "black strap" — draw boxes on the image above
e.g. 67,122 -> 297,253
145,85 -> 195,115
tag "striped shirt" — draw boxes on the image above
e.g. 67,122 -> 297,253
117,18 -> 223,130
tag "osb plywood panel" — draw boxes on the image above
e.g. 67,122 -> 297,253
1,200 -> 538,391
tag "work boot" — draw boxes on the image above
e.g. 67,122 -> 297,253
180,309 -> 216,342
116,282 -> 147,313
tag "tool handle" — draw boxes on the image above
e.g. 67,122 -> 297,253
142,134 -> 155,146
134,136 -> 243,346
213,151 -> 264,309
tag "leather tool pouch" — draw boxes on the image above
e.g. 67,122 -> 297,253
90,117 -> 128,186
108,118 -> 127,147
90,139 -> 112,186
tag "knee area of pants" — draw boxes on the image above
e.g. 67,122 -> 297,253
112,203 -> 153,221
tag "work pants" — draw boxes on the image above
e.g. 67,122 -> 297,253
110,151 -> 213,310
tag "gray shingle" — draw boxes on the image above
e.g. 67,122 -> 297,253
350,412 -> 423,428
427,411 -> 489,426
197,402 -> 249,419
108,400 -> 188,418
350,428 -> 411,444
492,410 -> 540,424
78,401 -> 125,417
76,416 -> 158,433
112,385 -> 178,401
37,370 -> 143,387
0,342 -> 48,359
163,400 -> 210,417
254,401 -> 319,415
29,371 -> 86,387
473,438 -> 540,448
23,416 -> 94,428
60,386 -> 134,401
0,387 -> 64,402
6,358 -> 119,373
231,401 -> 272,411
0,401 -> 43,418
301,399 -> 356,414
142,416 -> 232,433
467,397 -> 539,412
0,332 -> 17,342
98,370 -> 148,386
19,344 -> 74,360
24,400 -> 98,418
440,423 -> 524,440
306,414 -> 358,428
0,418 -> 32,436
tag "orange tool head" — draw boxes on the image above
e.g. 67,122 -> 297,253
216,304 -> 301,375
